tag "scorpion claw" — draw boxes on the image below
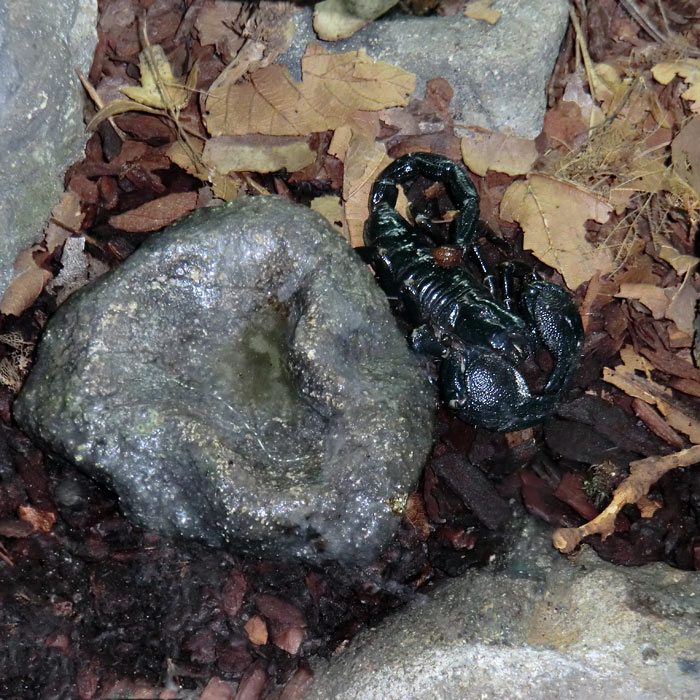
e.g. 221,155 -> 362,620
441,349 -> 558,432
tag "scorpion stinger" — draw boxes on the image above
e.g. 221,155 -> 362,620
363,152 -> 584,432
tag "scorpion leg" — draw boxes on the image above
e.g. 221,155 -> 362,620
441,347 -> 559,432
501,261 -> 584,395
411,324 -> 449,357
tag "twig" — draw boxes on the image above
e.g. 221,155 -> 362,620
617,0 -> 700,57
568,5 -> 602,109
552,443 -> 700,553
138,16 -> 202,173
77,70 -> 126,141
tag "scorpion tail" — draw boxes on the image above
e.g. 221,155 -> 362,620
518,279 -> 584,395
368,152 -> 480,253
440,348 -> 559,432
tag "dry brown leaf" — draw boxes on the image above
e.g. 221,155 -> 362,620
615,282 -> 671,319
202,135 -> 315,174
499,174 -> 614,289
341,131 -> 391,246
195,0 -> 246,61
88,45 -> 197,132
464,0 -> 501,23
310,195 -> 345,235
330,117 -> 391,246
109,191 -> 199,233
206,63 -> 329,136
204,42 -> 415,137
652,59 -> 700,113
120,44 -> 193,110
666,263 -> 699,337
671,115 -> 700,200
168,142 -> 242,201
86,100 -> 166,132
44,191 -> 85,253
0,248 -> 53,317
460,127 -> 537,176
603,349 -> 700,443
653,231 -> 699,275
302,41 -> 414,113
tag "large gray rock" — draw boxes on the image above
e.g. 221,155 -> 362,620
283,0 -> 569,138
14,197 -> 435,565
0,0 -> 97,300
307,520 -> 700,699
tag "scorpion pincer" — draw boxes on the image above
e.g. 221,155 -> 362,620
363,152 -> 584,432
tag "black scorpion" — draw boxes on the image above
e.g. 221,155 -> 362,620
362,152 -> 584,432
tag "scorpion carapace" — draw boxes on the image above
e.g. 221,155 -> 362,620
363,152 -> 584,432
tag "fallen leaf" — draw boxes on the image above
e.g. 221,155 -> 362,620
255,594 -> 306,628
87,44 -> 198,131
330,120 -> 391,246
671,115 -> 700,199
561,73 -> 604,129
202,135 -> 316,174
108,191 -> 199,232
204,42 -> 415,137
464,0 -> 501,23
86,100 -> 165,132
206,63 -> 326,136
168,141 -> 242,201
120,44 -> 193,110
310,195 -> 345,235
279,666 -> 314,700
615,282 -> 671,319
0,519 -> 33,538
499,174 -> 614,289
460,127 -> 537,176
195,0 -> 246,62
234,665 -> 267,700
0,248 -> 53,317
652,59 -> 700,113
44,191 -> 85,253
653,231 -> 699,275
666,263 -> 699,337
302,41 -> 413,114
542,100 -> 589,152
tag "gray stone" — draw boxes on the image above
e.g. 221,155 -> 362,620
14,197 -> 435,565
0,0 -> 97,300
282,0 -> 569,138
306,520 -> 700,699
